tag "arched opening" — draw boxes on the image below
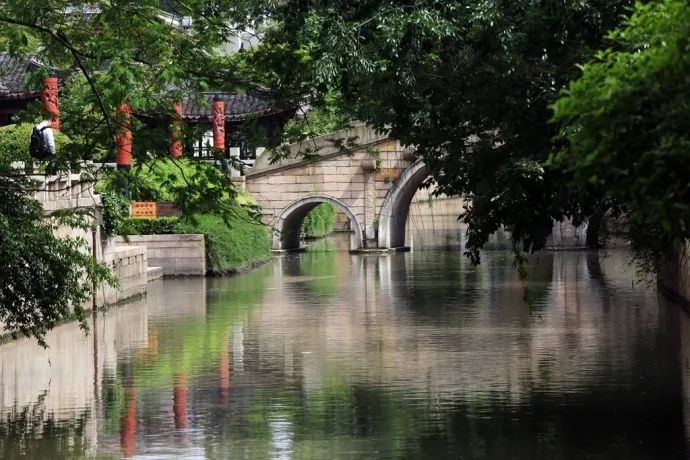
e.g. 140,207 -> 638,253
377,160 -> 430,248
273,196 -> 364,250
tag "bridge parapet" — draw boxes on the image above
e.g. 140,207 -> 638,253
249,123 -> 390,178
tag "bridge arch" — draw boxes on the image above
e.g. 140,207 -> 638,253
273,196 -> 364,251
378,159 -> 430,248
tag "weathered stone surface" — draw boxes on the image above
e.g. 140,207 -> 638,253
115,234 -> 206,276
246,130 -> 421,250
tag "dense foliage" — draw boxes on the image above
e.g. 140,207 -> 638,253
178,213 -> 271,274
0,175 -> 112,345
552,0 -> 690,271
302,203 -> 336,239
242,0 -> 632,263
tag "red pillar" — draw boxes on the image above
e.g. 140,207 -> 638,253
211,96 -> 225,154
173,373 -> 188,430
170,101 -> 183,158
41,75 -> 60,131
116,104 -> 132,169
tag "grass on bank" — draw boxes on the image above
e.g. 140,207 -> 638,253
123,210 -> 271,275
100,158 -> 271,274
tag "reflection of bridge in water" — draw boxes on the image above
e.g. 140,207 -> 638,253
255,247 -> 666,405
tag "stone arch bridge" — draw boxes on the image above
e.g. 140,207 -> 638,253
245,125 -> 428,250
245,124 -> 589,251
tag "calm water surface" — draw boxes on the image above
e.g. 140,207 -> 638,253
1,232 -> 690,459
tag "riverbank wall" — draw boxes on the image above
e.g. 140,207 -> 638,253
114,234 -> 206,276
658,245 -> 690,307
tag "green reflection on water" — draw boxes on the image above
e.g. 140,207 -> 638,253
1,243 -> 688,459
299,239 -> 341,297
127,265 -> 271,389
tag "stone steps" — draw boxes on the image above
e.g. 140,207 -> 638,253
147,266 -> 164,282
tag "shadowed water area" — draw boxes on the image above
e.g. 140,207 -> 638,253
1,226 -> 690,459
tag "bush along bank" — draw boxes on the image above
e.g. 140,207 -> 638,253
119,211 -> 271,275
301,203 -> 336,239
98,158 -> 272,275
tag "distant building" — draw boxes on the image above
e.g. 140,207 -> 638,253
0,52 -> 44,126
0,52 -> 296,170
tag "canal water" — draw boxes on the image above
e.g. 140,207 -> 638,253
1,230 -> 690,458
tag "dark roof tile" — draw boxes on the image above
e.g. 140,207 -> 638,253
182,92 -> 290,121
0,52 -> 44,99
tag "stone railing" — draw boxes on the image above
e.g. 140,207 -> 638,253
31,172 -> 100,213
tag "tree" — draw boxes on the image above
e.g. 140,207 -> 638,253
0,0 -> 263,342
552,0 -> 690,272
244,0 -> 632,263
0,174 -> 112,346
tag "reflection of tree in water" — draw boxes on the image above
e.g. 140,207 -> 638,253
201,373 -> 684,459
279,248 -> 341,298
0,391 -> 94,460
101,370 -> 126,436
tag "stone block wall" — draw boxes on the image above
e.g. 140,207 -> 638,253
96,245 -> 149,305
115,234 -> 206,276
246,132 -> 414,240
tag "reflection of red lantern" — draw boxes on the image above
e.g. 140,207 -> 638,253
116,104 -> 132,169
170,101 -> 183,158
174,373 -> 188,429
41,75 -> 60,131
120,387 -> 137,458
211,96 -> 225,152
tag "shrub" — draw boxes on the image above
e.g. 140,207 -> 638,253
178,211 -> 271,274
302,203 -> 336,238
100,191 -> 131,236
120,216 -> 182,235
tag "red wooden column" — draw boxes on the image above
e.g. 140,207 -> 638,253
116,104 -> 133,170
211,96 -> 225,154
170,101 -> 183,158
41,74 -> 60,131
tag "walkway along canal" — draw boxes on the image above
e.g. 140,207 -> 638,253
0,230 -> 689,458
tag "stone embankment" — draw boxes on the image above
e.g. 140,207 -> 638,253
34,172 -> 208,308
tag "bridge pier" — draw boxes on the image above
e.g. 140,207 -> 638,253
363,159 -> 378,246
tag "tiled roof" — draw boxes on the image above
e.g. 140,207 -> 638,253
0,52 -> 295,121
182,91 -> 293,121
0,52 -> 44,99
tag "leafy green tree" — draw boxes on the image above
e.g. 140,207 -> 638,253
247,0 -> 632,262
552,0 -> 690,271
0,175 -> 113,346
0,0 -> 262,341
